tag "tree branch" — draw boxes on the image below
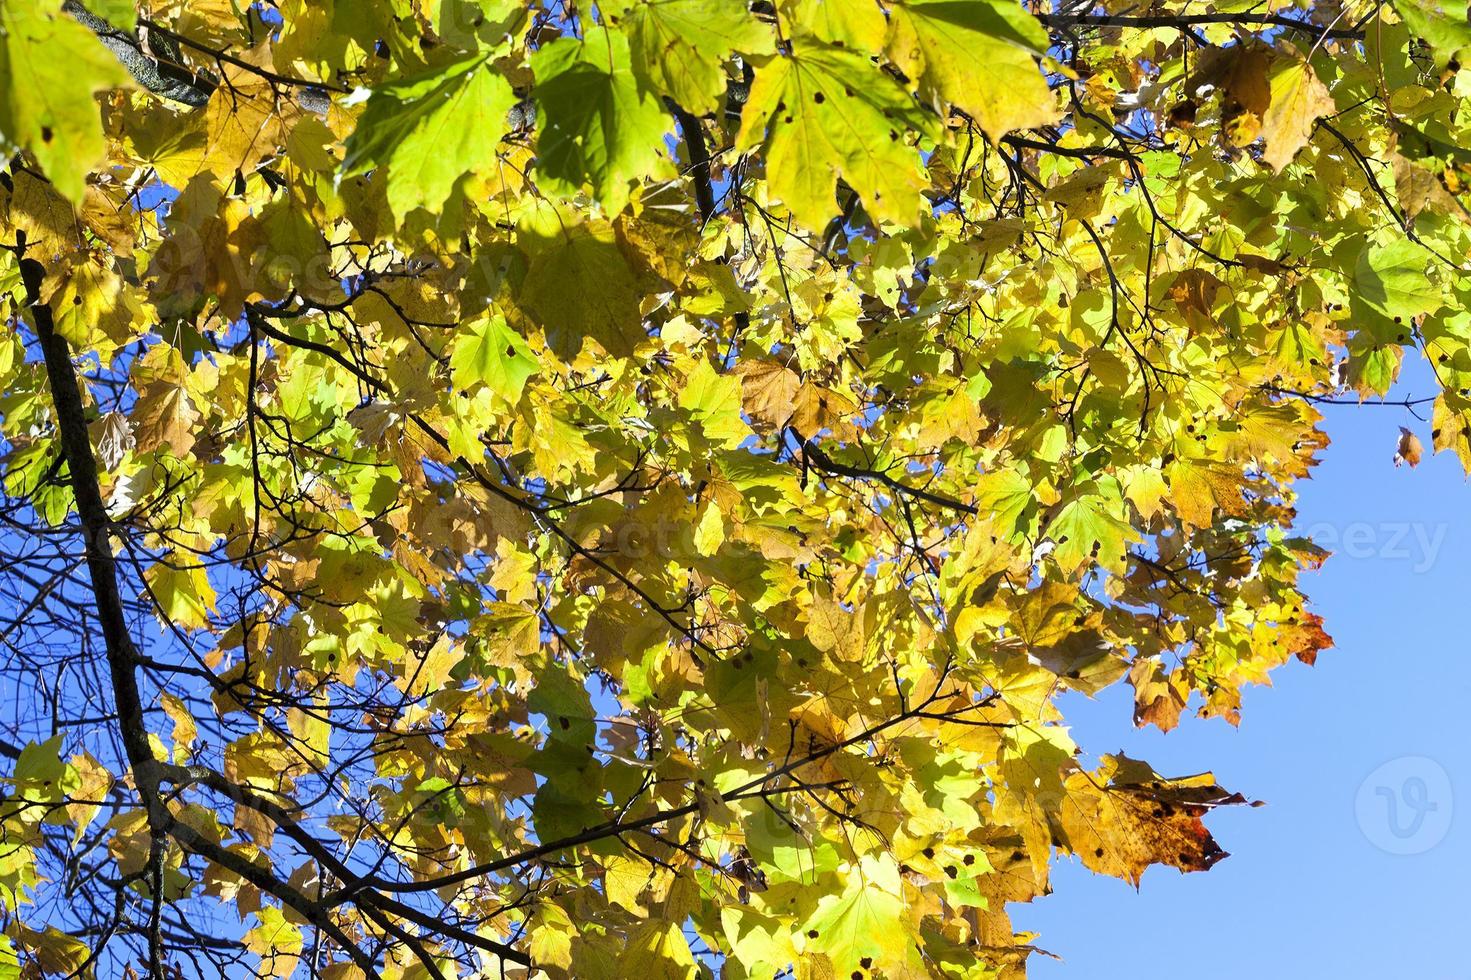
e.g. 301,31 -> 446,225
63,1 -> 214,107
671,102 -> 716,224
331,685 -> 1003,900
25,255 -> 387,977
1040,11 -> 1363,40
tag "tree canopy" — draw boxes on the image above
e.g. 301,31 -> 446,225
0,0 -> 1466,976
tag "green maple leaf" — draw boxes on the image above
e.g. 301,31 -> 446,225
1393,0 -> 1471,67
614,0 -> 774,115
886,0 -> 1058,138
518,208 -> 648,358
737,37 -> 937,231
450,315 -> 538,402
0,1 -> 129,201
1045,479 -> 1139,575
973,466 -> 1034,540
342,53 -> 516,217
528,657 -> 597,745
10,736 -> 80,803
800,855 -> 923,976
678,358 -> 750,448
1346,341 -> 1404,396
1353,239 -> 1443,322
531,29 -> 674,214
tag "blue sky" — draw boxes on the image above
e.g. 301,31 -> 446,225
1015,356 -> 1470,978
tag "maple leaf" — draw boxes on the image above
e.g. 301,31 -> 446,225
1393,0 -> 1471,66
243,907 -> 303,979
1433,393 -> 1471,468
1260,50 -> 1335,171
1395,426 -> 1424,467
737,37 -> 937,230
1055,756 -> 1245,886
343,53 -> 516,218
614,0 -> 774,115
800,855 -> 923,977
517,207 -> 649,358
131,380 -> 200,457
449,314 -> 538,402
735,357 -> 802,432
0,1 -> 129,201
531,29 -> 674,215
144,561 -> 217,631
678,357 -> 750,448
1354,239 -> 1444,321
1044,480 -> 1139,575
886,0 -> 1059,139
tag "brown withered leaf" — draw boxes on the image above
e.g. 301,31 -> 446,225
1128,658 -> 1188,732
1260,51 -> 1334,171
735,358 -> 801,432
91,411 -> 136,471
1281,609 -> 1332,666
1391,152 -> 1460,220
790,382 -> 860,441
1054,754 -> 1245,886
1169,268 -> 1224,333
1395,426 -> 1423,468
131,381 -> 199,457
1191,45 -> 1271,147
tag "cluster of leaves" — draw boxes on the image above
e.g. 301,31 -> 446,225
0,0 -> 1467,977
